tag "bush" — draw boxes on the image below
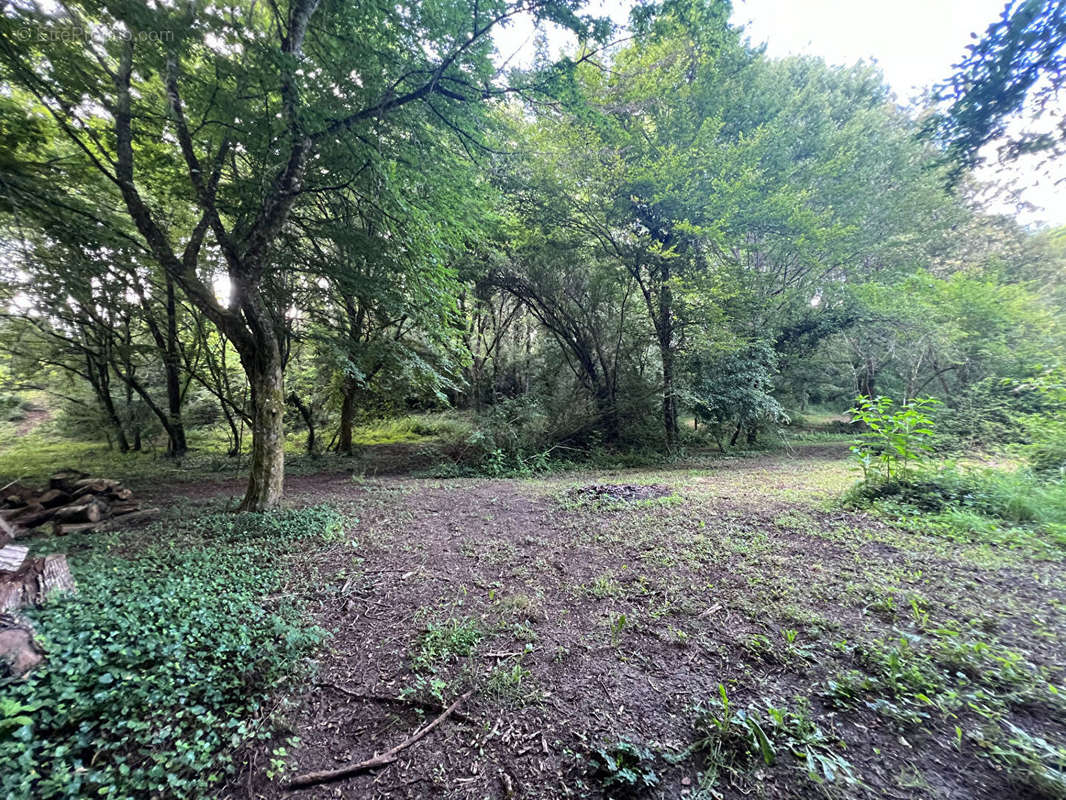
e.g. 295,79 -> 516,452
848,464 -> 1066,532
848,395 -> 939,484
0,507 -> 343,799
688,341 -> 786,449
466,396 -> 565,476
932,377 -> 1052,451
1023,415 -> 1066,475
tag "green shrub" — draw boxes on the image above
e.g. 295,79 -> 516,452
1023,415 -> 1066,475
0,507 -> 342,799
849,464 -> 1066,531
848,395 -> 939,484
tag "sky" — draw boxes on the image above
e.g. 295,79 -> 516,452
494,0 -> 1066,228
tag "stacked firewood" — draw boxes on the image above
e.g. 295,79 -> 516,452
0,470 -> 155,538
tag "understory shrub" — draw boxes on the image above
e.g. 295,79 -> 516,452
849,465 -> 1066,528
466,396 -> 581,475
0,507 -> 342,799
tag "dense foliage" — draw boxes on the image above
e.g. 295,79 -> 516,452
0,0 -> 1062,482
0,508 -> 342,799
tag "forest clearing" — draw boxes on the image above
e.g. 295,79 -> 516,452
1,421 -> 1064,799
2,0 -> 1066,798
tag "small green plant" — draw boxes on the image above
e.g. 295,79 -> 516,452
485,662 -> 538,707
411,617 -> 483,672
587,739 -> 661,795
972,722 -> 1066,799
609,613 -> 628,646
848,395 -> 939,484
693,686 -> 857,791
694,684 -> 776,787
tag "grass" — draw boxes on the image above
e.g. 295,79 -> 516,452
347,412 -> 472,447
846,463 -> 1066,561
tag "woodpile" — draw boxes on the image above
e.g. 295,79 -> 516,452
0,470 -> 156,540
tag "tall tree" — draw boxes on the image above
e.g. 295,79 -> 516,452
0,0 -> 607,508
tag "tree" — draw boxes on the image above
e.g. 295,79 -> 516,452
928,0 -> 1066,178
0,0 -> 607,508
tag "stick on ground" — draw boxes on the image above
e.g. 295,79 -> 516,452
286,690 -> 473,789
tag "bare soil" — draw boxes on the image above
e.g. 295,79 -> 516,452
157,444 -> 1064,800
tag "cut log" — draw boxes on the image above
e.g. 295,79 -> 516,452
72,478 -> 122,497
49,470 -> 89,493
109,502 -> 139,516
0,507 -> 29,522
0,553 -> 75,611
0,545 -> 29,573
52,521 -> 100,536
3,494 -> 25,508
0,615 -> 44,678
53,499 -> 106,524
37,489 -> 72,508
39,554 -> 76,596
12,505 -> 57,530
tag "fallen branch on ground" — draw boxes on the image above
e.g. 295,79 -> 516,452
316,682 -> 472,722
286,690 -> 473,789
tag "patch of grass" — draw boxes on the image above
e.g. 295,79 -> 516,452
586,574 -> 625,599
411,617 -> 483,673
351,412 -> 471,446
0,507 -> 341,800
484,662 -> 539,707
846,465 -> 1066,560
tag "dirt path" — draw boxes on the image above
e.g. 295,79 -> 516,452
212,447 -> 1065,800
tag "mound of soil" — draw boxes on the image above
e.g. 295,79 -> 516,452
568,483 -> 675,503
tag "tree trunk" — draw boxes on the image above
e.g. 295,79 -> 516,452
859,358 -> 877,399
93,362 -> 131,453
656,261 -> 678,448
239,355 -> 285,511
287,392 -> 316,456
163,276 -> 188,456
593,384 -> 620,443
336,377 -> 356,455
660,337 -> 678,448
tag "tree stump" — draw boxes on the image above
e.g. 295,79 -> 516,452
0,614 -> 44,678
0,546 -> 76,612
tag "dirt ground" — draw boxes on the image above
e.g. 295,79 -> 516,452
156,444 -> 1064,800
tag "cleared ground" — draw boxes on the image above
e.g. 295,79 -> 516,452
120,442 -> 1064,799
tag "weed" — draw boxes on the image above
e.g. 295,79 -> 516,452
411,618 -> 483,672
971,722 -> 1066,799
692,686 -> 857,791
484,662 -> 539,707
587,739 -> 661,795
